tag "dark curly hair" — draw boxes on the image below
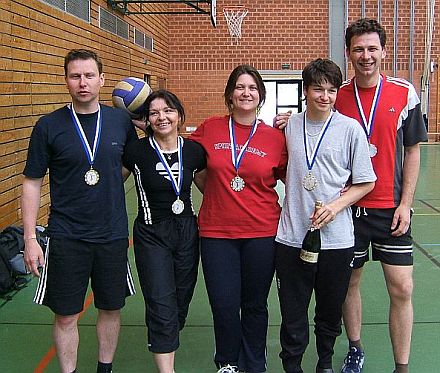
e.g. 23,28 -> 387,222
345,18 -> 387,49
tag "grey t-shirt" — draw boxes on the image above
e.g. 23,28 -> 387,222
276,110 -> 376,250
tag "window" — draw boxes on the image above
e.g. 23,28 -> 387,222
134,28 -> 154,52
259,79 -> 303,126
42,0 -> 90,22
99,7 -> 129,40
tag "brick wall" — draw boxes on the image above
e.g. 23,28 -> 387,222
0,0 -> 169,228
167,0 -> 439,138
168,0 -> 331,126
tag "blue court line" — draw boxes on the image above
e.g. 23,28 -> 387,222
419,243 -> 440,246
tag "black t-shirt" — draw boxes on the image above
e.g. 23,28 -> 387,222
23,104 -> 137,242
123,136 -> 206,224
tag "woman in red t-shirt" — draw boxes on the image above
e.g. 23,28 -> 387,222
191,65 -> 287,373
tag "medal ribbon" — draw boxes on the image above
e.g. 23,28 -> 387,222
353,75 -> 383,141
228,116 -> 258,173
69,104 -> 102,168
150,136 -> 183,198
303,111 -> 333,172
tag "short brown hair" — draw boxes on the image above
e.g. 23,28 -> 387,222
64,49 -> 103,76
302,58 -> 342,90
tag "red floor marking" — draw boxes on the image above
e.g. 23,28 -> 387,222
33,346 -> 56,373
34,292 -> 95,373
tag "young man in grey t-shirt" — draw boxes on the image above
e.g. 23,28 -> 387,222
274,58 -> 376,373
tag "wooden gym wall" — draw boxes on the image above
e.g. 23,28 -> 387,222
0,0 -> 169,229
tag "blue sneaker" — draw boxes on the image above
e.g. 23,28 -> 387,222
340,347 -> 365,373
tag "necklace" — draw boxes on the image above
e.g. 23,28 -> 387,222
305,119 -> 325,138
305,128 -> 321,137
160,149 -> 176,161
155,139 -> 177,161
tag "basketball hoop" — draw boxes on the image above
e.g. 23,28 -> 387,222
223,6 -> 248,43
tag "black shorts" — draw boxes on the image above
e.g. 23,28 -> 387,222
351,206 -> 413,269
34,238 -> 135,316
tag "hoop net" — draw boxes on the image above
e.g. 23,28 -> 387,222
223,6 -> 248,41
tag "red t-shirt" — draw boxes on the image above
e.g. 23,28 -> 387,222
190,115 -> 287,238
335,75 -> 426,208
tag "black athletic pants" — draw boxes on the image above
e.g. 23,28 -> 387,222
275,243 -> 354,373
133,216 -> 199,353
201,237 -> 275,373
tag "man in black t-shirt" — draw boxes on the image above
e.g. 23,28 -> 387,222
22,49 -> 137,373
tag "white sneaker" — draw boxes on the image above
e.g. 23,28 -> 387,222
217,364 -> 239,373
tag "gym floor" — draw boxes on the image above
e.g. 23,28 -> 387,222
1,143 -> 439,373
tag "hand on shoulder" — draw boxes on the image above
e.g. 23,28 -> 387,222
132,118 -> 148,132
273,110 -> 292,130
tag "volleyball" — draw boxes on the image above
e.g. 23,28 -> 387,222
112,77 -> 152,118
